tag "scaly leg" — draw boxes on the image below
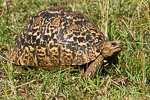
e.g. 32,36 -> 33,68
85,55 -> 104,79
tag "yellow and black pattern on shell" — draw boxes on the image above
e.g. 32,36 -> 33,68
10,6 -> 107,67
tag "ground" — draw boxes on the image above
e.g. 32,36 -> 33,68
0,0 -> 150,99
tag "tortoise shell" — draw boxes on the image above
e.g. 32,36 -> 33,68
10,6 -> 107,67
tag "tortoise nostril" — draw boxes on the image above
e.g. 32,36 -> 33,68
120,42 -> 123,46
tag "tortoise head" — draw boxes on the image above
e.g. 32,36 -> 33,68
102,40 -> 122,58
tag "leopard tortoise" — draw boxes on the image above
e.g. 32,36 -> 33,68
10,6 -> 122,78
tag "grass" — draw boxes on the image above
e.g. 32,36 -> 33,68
0,0 -> 150,99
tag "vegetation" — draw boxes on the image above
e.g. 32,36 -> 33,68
0,0 -> 150,99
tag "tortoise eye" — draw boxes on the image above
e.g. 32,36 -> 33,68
111,42 -> 117,46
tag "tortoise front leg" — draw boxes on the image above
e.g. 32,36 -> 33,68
85,55 -> 104,79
